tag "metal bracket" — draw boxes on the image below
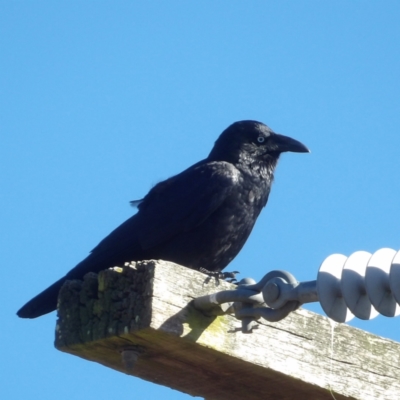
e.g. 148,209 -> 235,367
194,270 -> 317,333
194,247 -> 400,333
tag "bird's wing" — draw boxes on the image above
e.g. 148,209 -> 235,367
136,161 -> 240,249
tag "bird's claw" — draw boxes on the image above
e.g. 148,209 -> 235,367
199,268 -> 240,285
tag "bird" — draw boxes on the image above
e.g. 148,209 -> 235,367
17,120 -> 309,318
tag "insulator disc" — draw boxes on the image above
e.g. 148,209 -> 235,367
341,251 -> 378,320
389,250 -> 400,305
317,254 -> 354,323
365,248 -> 400,317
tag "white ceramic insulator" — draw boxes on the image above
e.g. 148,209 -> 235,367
317,254 -> 354,323
390,251 -> 400,305
365,248 -> 400,317
318,248 -> 400,322
341,251 -> 379,320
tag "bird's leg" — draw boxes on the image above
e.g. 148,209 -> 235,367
199,267 -> 240,284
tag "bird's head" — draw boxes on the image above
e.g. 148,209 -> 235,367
208,120 -> 309,169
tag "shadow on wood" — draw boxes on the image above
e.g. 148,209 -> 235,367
55,260 -> 400,400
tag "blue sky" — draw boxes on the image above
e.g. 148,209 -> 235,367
1,2 -> 400,399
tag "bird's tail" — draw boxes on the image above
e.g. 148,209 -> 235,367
17,277 -> 66,319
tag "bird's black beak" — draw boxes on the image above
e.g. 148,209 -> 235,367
271,133 -> 310,153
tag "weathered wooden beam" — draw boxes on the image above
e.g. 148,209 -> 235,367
55,260 -> 400,400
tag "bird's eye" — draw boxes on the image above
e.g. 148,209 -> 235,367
257,136 -> 265,143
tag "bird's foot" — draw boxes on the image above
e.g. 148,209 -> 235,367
199,267 -> 240,284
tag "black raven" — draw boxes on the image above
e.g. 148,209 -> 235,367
17,120 -> 309,318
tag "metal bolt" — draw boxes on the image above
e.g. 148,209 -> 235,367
264,282 -> 280,303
